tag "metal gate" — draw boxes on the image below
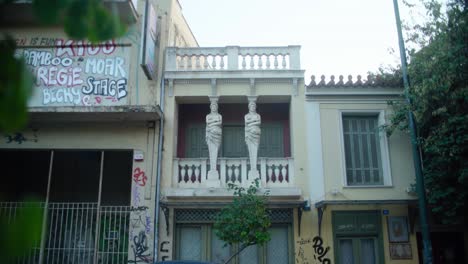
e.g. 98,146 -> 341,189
1,202 -> 131,264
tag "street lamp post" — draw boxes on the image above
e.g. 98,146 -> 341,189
392,0 -> 433,263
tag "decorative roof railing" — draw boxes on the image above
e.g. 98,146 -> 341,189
165,46 -> 301,72
306,74 -> 403,88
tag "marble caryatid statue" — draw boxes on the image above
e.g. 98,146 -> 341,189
245,99 -> 261,178
206,98 -> 222,178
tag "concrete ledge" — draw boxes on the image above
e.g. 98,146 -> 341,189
164,187 -> 302,200
28,105 -> 162,123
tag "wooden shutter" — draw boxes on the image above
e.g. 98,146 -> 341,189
258,123 -> 284,157
222,126 -> 248,158
185,124 -> 208,158
342,116 -> 383,185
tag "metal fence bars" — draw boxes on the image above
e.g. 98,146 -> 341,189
0,202 -> 131,264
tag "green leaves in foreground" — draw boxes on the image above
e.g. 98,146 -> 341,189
0,199 -> 44,261
33,0 -> 127,42
0,37 -> 33,133
214,179 -> 271,263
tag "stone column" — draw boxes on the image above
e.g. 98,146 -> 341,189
245,96 -> 261,182
205,96 -> 222,187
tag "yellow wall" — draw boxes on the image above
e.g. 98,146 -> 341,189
318,205 -> 419,264
319,102 -> 416,201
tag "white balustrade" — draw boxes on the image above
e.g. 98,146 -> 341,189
166,46 -> 301,72
173,157 -> 294,189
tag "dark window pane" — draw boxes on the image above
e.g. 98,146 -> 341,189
101,151 -> 132,206
0,150 -> 50,201
49,151 -> 101,202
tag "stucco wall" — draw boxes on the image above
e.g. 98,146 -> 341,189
319,102 -> 416,201
0,121 -> 160,262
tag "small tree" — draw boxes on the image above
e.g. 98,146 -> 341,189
214,178 -> 271,264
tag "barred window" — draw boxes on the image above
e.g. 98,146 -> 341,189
342,115 -> 383,185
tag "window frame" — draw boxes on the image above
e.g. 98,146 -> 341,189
184,122 -> 286,158
174,223 -> 293,264
332,210 -> 385,264
338,110 -> 392,187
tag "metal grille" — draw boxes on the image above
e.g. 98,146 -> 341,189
0,202 -> 45,264
44,203 -> 98,264
175,209 -> 219,223
97,206 -> 131,264
0,202 -> 131,264
175,208 -> 293,223
268,209 -> 293,223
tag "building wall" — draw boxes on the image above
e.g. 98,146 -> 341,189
319,101 -> 416,201
302,91 -> 420,264
0,0 -> 199,262
158,78 -> 307,261
319,204 -> 420,264
160,79 -> 305,191
0,121 -> 160,262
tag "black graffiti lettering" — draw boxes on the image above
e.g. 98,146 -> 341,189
159,241 -> 171,261
4,132 -> 38,144
130,206 -> 149,212
129,231 -> 152,263
160,241 -> 169,253
312,236 -> 331,264
296,238 -> 312,245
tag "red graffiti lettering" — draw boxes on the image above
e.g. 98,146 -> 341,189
133,168 -> 147,187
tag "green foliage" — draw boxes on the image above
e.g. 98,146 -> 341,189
0,36 -> 33,133
386,0 -> 468,223
0,199 -> 44,261
33,0 -> 127,42
214,178 -> 271,263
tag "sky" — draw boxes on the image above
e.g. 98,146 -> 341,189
178,0 -> 417,83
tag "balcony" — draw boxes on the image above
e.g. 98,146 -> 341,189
164,46 -> 304,80
166,157 -> 300,200
173,157 -> 294,188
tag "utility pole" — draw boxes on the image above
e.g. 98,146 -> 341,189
392,0 -> 433,263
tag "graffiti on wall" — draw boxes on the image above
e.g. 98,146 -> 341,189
128,231 -> 152,263
295,237 -> 331,264
296,238 -> 312,264
312,236 -> 331,264
4,130 -> 38,144
15,38 -> 131,107
133,167 -> 147,187
130,206 -> 152,235
159,241 -> 171,261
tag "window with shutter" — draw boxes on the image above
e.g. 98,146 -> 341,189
258,123 -> 284,157
185,123 -> 284,158
185,124 -> 209,158
222,125 -> 248,157
176,224 -> 292,264
342,115 -> 383,185
333,211 -> 384,264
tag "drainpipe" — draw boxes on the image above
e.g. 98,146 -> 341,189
153,72 -> 165,262
392,1 -> 432,263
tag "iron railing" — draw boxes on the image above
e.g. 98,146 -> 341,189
0,202 -> 131,264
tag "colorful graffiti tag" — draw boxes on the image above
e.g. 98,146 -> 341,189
16,38 -> 131,107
